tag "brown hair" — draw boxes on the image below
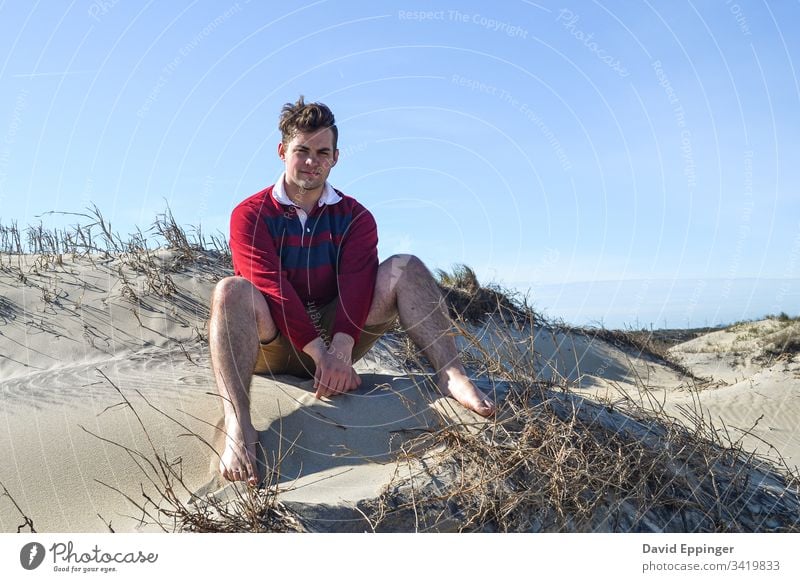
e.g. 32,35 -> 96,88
279,96 -> 338,150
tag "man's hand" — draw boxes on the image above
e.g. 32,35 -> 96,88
303,334 -> 362,399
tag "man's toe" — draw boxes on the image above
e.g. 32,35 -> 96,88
477,398 -> 496,416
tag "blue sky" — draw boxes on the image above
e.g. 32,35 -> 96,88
1,1 -> 798,327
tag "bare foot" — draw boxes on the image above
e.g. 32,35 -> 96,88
437,368 -> 496,417
220,421 -> 259,485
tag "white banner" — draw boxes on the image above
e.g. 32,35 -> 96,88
1,533 -> 799,581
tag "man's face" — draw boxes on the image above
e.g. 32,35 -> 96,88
278,128 -> 338,192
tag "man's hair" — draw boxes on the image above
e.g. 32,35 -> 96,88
279,96 -> 338,150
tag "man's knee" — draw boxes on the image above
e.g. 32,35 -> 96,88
384,253 -> 422,266
381,254 -> 428,288
211,276 -> 271,316
211,277 -> 276,339
212,276 -> 249,310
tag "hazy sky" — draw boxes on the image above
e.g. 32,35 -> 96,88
1,1 -> 798,326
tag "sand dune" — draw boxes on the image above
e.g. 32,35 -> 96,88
0,251 -> 488,531
1,249 -> 798,532
667,320 -> 800,470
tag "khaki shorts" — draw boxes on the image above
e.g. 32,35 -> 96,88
253,300 -> 396,377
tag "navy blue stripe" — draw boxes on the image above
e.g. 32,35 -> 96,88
313,211 -> 353,235
262,214 -> 302,238
280,241 -> 338,269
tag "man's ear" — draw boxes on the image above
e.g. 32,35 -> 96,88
278,141 -> 286,161
331,148 -> 339,167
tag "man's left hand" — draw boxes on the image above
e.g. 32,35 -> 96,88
313,333 -> 361,399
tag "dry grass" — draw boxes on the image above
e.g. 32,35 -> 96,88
1,204 -> 231,270
436,264 -> 541,327
358,277 -> 800,532
1,206 -> 231,315
362,311 -> 800,532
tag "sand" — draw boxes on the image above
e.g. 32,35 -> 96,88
666,321 -> 800,470
1,251 -> 798,532
0,251 -> 484,532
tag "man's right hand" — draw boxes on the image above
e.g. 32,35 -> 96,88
313,351 -> 361,398
303,337 -> 362,398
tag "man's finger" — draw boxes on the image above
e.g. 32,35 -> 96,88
340,374 -> 353,393
314,367 -> 327,398
330,374 -> 345,395
314,367 -> 321,398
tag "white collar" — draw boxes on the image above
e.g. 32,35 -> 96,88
272,172 -> 341,208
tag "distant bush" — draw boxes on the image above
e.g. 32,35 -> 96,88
767,312 -> 799,323
763,325 -> 800,356
435,264 -> 542,327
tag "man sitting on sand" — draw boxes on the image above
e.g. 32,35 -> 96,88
209,96 -> 495,484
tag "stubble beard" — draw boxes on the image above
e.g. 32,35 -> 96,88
296,170 -> 326,192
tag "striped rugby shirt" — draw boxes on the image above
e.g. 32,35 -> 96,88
230,176 -> 378,351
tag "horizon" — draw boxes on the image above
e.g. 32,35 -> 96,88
526,276 -> 800,330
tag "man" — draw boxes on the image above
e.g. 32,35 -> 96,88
210,96 -> 495,485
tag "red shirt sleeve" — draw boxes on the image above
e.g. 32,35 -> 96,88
230,199 -> 319,352
333,205 -> 379,344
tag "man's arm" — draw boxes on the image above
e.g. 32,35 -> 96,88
332,205 -> 379,347
307,204 -> 377,398
229,201 -> 319,351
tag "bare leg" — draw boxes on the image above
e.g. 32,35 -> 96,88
366,255 -> 495,416
209,276 -> 278,484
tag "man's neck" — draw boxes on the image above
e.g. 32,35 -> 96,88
284,181 -> 323,214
